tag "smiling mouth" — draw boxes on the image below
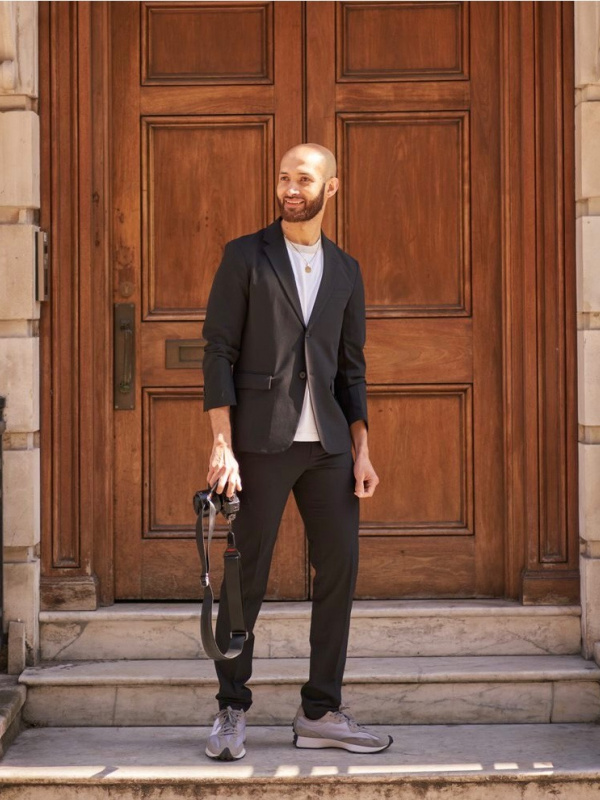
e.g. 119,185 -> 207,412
285,198 -> 304,205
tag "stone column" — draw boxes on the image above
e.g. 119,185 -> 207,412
0,1 -> 40,666
576,2 -> 600,659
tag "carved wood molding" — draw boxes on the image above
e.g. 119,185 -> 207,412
501,2 -> 578,604
40,2 -> 114,608
40,575 -> 99,612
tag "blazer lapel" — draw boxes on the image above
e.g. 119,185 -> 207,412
307,233 -> 339,327
263,218 -> 304,326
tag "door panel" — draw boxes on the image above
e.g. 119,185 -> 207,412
306,1 -> 504,597
112,1 -> 306,599
336,2 -> 468,81
142,115 -> 273,319
141,2 -> 273,85
359,386 -> 473,535
341,112 -> 470,314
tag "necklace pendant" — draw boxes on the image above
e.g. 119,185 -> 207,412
305,265 -> 312,273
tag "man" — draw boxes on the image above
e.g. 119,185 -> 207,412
202,143 -> 391,760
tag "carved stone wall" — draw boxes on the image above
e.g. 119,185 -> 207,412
575,1 -> 600,657
0,1 -> 41,665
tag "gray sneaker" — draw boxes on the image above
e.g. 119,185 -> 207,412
293,705 -> 392,753
205,707 -> 246,761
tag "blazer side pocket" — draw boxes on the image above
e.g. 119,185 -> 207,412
233,371 -> 273,390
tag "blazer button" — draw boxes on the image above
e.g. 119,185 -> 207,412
299,371 -> 307,379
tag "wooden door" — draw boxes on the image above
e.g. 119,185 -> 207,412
113,0 -> 503,600
307,2 -> 504,597
112,1 -> 307,599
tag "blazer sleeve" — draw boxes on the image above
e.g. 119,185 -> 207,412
202,241 -> 249,412
334,260 -> 368,428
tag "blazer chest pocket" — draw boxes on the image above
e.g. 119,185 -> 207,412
233,371 -> 273,390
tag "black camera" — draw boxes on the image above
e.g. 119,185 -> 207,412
193,487 -> 240,520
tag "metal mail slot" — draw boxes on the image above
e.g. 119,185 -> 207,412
165,339 -> 205,369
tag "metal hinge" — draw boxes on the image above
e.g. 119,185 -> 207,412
35,229 -> 49,302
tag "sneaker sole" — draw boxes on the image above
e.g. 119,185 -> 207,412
293,733 -> 393,754
205,746 -> 246,761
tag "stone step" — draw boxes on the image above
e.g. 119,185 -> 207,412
39,600 -> 582,660
0,677 -> 26,759
2,723 -> 600,799
19,655 -> 600,727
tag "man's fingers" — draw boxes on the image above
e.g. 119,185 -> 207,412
363,475 -> 379,498
207,463 -> 225,485
217,471 -> 230,494
354,474 -> 366,497
207,441 -> 241,496
226,472 -> 238,497
217,466 -> 241,497
354,470 -> 379,498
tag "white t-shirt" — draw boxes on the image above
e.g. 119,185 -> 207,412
284,235 -> 324,442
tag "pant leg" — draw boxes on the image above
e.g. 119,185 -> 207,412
214,445 -> 307,711
292,443 -> 359,719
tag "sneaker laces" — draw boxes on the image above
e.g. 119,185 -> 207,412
331,705 -> 371,734
217,707 -> 243,736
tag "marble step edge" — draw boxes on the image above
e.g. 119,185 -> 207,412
39,600 -> 582,623
0,677 -> 27,758
19,655 -> 600,687
0,777 -> 598,800
0,679 -> 26,737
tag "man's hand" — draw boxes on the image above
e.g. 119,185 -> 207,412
353,451 -> 379,498
207,433 -> 242,496
349,419 -> 378,498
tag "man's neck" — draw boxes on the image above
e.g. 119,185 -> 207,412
281,218 -> 322,246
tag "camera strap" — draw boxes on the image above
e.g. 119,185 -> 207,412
194,495 -> 247,661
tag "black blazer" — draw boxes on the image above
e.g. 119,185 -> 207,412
202,217 -> 368,454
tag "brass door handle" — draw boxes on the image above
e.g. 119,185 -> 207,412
114,303 -> 135,410
119,322 -> 133,393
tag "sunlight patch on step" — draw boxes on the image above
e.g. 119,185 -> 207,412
274,765 -> 300,777
311,766 -> 339,776
347,763 -> 484,775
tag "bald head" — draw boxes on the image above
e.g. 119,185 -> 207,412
276,143 -> 339,226
280,143 -> 337,181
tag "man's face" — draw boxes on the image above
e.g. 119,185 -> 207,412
276,153 -> 329,222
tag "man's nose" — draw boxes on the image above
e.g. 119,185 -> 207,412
288,185 -> 300,194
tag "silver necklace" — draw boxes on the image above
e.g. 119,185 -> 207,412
287,237 -> 321,273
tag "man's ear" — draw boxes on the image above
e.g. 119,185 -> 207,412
326,177 -> 339,198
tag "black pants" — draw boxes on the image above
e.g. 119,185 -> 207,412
215,441 -> 359,720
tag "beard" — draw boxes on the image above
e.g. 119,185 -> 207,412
277,182 -> 326,222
